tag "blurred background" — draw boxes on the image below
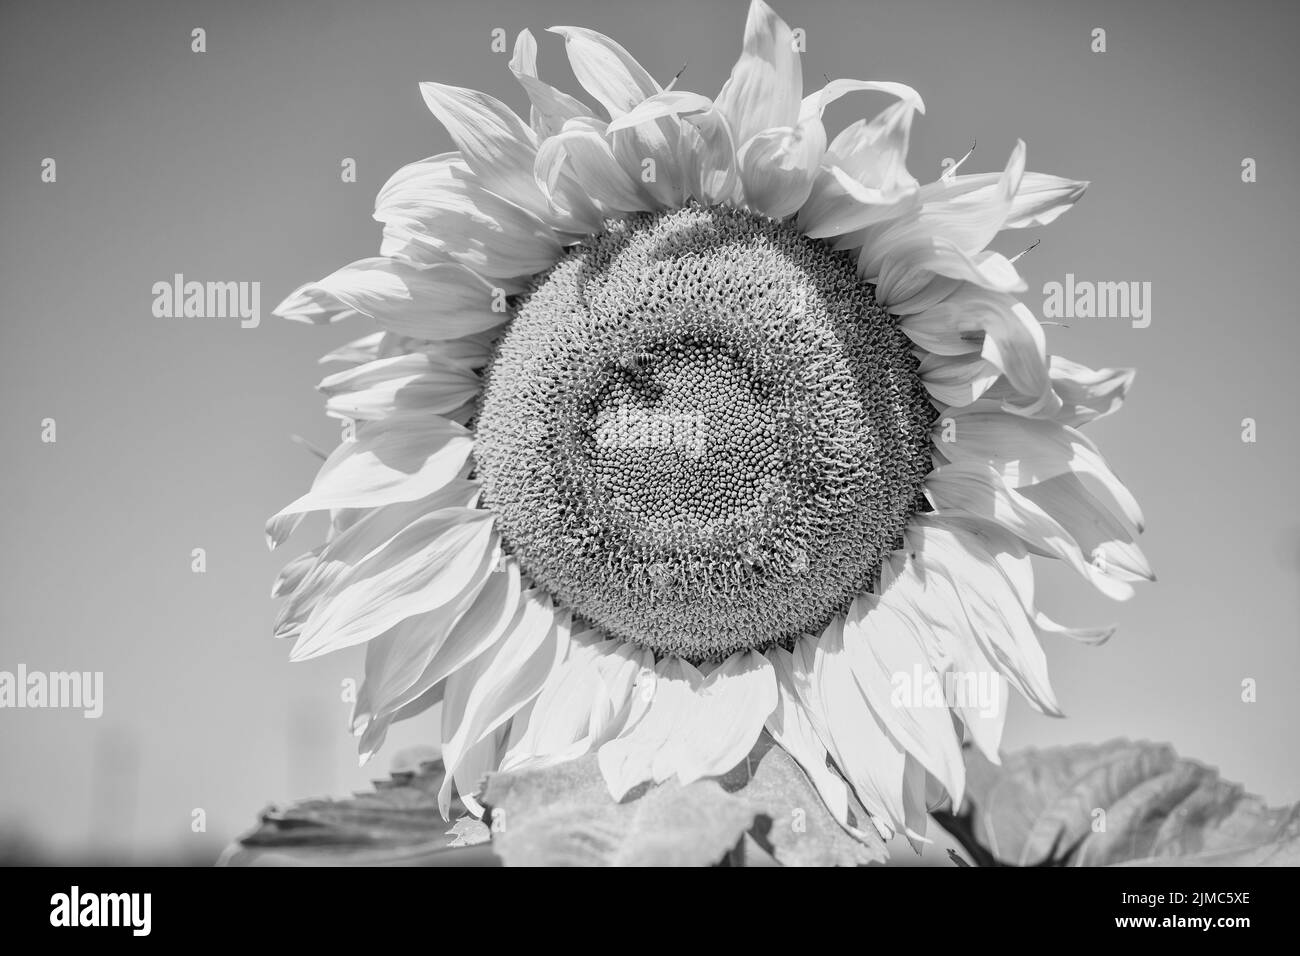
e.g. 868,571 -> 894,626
1,0 -> 1297,864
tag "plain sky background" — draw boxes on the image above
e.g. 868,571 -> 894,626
1,0 -> 1297,862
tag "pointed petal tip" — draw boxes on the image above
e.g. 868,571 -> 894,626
271,286 -> 312,322
903,826 -> 934,847
287,633 -> 330,663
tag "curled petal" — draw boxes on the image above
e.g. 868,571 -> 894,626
439,591 -> 568,814
715,0 -> 803,147
878,140 -> 1027,260
373,152 -> 463,226
1019,473 -> 1154,583
273,283 -> 363,325
380,203 -> 561,280
419,82 -> 560,223
872,238 -> 1026,308
1048,356 -> 1136,427
799,164 -> 919,238
880,558 -> 1009,764
737,119 -> 825,219
358,560 -> 524,760
605,90 -> 715,132
980,302 -> 1056,415
509,28 -> 594,138
919,138 -> 1026,252
587,643 -> 655,744
800,78 -> 924,121
672,650 -> 776,785
765,647 -> 853,830
500,634 -> 660,775
351,552 -> 495,755
926,461 -> 1135,601
905,515 -> 1063,717
319,332 -> 407,367
417,83 -> 595,232
1034,610 -> 1116,646
547,25 -> 660,117
403,332 -> 500,371
609,113 -> 687,209
535,117 -> 650,214
271,547 -> 321,599
375,155 -> 562,277
843,594 -> 966,805
290,508 -> 498,662
812,617 -> 929,843
935,513 -> 1122,650
797,84 -> 925,236
597,657 -> 702,800
611,95 -> 740,207
265,413 -> 474,547
902,288 -> 1052,412
936,407 -> 1145,535
278,258 -> 511,340
921,169 -> 1088,228
918,350 -> 1000,407
318,352 -> 481,421
499,633 -> 620,771
678,107 -> 740,206
273,482 -> 480,641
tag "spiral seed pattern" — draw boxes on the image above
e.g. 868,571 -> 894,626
473,205 -> 934,661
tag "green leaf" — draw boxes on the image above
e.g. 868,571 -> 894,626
219,756 -> 498,866
481,734 -> 884,866
716,734 -> 887,866
942,738 -> 1300,867
480,755 -> 755,866
446,816 -> 491,847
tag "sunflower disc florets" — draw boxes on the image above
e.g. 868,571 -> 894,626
475,205 -> 935,661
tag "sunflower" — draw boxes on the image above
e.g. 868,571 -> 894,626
269,0 -> 1151,848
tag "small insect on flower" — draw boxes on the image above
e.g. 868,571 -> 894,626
268,0 -> 1150,850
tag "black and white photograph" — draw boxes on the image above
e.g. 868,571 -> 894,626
1,0 -> 1296,929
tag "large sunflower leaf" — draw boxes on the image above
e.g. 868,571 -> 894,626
715,734 -> 887,866
219,755 -> 497,866
480,735 -> 884,866
479,755 -> 755,866
939,739 -> 1300,867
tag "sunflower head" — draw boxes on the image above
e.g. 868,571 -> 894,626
476,204 -> 935,662
269,0 -> 1150,852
